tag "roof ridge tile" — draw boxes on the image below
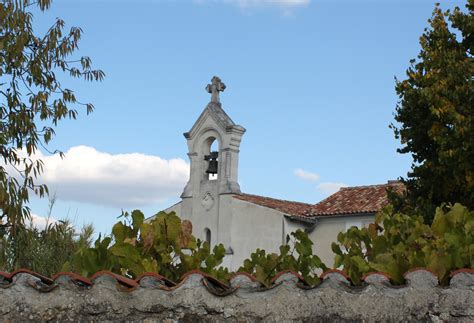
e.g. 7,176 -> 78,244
237,193 -> 312,206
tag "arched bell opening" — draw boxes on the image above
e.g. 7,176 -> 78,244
208,140 -> 219,180
202,136 -> 219,181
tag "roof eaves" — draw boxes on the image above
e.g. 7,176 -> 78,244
309,211 -> 378,219
233,193 -> 312,217
284,214 -> 318,224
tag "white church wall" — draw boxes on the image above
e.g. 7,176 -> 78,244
308,215 -> 375,267
282,220 -> 303,238
228,199 -> 289,270
160,200 -> 376,272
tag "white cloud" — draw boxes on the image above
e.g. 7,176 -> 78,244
27,213 -> 58,230
294,168 -> 320,182
6,146 -> 190,208
294,168 -> 347,196
317,182 -> 348,195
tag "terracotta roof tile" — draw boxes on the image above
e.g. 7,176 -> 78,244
233,182 -> 403,219
0,268 -> 54,285
0,268 -> 470,320
52,272 -> 93,286
90,270 -> 139,289
233,193 -> 312,217
0,267 -> 471,293
306,182 -> 404,216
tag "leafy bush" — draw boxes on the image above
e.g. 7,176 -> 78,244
0,219 -> 94,277
64,210 -> 230,282
332,203 -> 474,285
239,230 -> 328,286
0,195 -> 94,276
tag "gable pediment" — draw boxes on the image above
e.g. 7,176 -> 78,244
184,102 -> 236,139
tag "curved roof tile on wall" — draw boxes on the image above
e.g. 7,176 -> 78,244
0,268 -> 472,321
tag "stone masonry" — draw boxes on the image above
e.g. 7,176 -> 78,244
0,268 -> 473,322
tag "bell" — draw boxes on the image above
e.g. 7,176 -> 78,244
204,151 -> 219,175
206,160 -> 218,175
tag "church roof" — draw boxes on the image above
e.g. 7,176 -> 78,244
234,182 -> 404,219
305,182 -> 405,217
233,193 -> 312,217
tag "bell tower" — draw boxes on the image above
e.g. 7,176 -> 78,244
180,76 -> 245,252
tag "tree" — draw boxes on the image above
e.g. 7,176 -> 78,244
390,1 -> 473,223
0,0 -> 104,232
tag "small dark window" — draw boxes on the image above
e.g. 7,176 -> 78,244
205,228 -> 211,246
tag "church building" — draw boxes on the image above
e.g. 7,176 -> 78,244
158,76 -> 403,269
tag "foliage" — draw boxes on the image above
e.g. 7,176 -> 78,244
0,219 -> 94,277
390,1 -> 474,223
239,230 -> 328,286
0,0 -> 104,231
65,211 -> 230,283
332,203 -> 474,285
0,194 -> 94,275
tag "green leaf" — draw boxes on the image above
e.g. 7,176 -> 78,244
131,210 -> 144,232
112,222 -> 128,242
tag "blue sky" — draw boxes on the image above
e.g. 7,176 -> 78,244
25,0 -> 465,234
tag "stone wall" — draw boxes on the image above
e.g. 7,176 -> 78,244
0,268 -> 473,322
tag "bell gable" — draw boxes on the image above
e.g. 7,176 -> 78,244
184,101 -> 236,141
180,76 -> 246,199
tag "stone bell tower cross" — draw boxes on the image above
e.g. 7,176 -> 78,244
180,76 -> 245,253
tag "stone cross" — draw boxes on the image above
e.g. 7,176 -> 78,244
206,76 -> 226,103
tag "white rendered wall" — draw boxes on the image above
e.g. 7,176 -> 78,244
162,200 -> 375,271
161,200 -> 375,271
308,215 -> 375,267
228,199 -> 293,270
